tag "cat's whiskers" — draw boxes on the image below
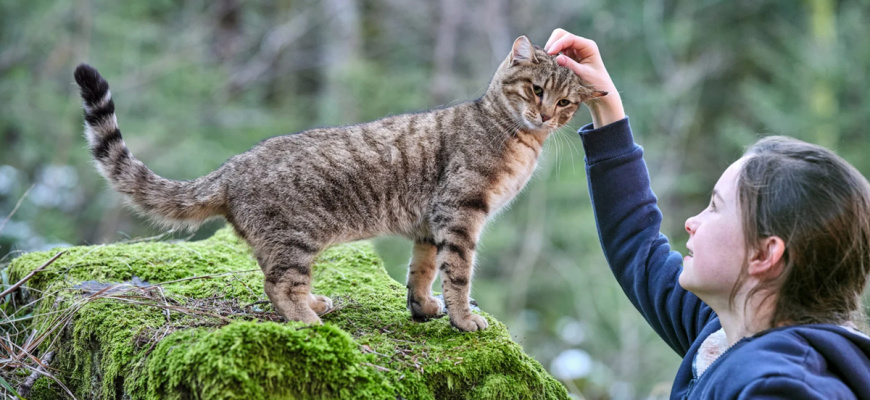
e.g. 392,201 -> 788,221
556,123 -> 584,175
554,127 -> 573,175
547,123 -> 571,175
561,123 -> 584,160
543,128 -> 559,174
496,121 -> 520,154
484,115 -> 516,149
485,114 -> 523,154
555,127 -> 568,175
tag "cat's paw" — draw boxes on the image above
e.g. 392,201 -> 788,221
407,292 -> 445,321
282,308 -> 322,325
309,294 -> 333,315
300,312 -> 323,325
450,313 -> 488,332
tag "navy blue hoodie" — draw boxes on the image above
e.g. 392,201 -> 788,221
578,118 -> 870,399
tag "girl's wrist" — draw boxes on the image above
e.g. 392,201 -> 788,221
586,92 -> 625,128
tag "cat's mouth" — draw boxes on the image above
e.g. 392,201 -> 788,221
522,116 -> 556,131
522,117 -> 542,130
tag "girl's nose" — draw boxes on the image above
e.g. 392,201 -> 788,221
685,215 -> 698,235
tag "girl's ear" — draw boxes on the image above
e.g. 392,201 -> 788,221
748,236 -> 786,278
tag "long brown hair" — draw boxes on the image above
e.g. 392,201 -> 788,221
734,136 -> 870,329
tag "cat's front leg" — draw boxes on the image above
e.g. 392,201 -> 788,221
406,240 -> 445,321
432,206 -> 489,332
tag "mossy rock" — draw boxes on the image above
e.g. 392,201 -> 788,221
7,228 -> 568,399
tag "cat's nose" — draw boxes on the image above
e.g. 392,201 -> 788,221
541,114 -> 552,122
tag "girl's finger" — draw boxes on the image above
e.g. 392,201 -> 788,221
544,28 -> 569,52
548,34 -> 601,63
556,54 -> 589,78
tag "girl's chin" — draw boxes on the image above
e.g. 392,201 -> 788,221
677,268 -> 693,290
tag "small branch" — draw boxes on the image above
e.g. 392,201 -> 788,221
362,362 -> 393,373
142,325 -> 172,358
144,269 -> 260,288
103,295 -> 231,323
155,286 -> 172,322
0,184 -> 34,234
17,351 -> 54,398
0,251 -> 66,300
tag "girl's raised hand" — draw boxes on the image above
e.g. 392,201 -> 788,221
545,29 -> 625,128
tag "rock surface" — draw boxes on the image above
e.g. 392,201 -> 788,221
8,228 -> 568,399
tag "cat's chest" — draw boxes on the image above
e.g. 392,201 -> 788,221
487,139 -> 540,211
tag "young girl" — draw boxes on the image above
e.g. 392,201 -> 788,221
545,29 -> 870,399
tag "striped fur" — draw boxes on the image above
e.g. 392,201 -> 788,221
74,36 -> 603,332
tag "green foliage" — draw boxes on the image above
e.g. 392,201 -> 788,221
3,1 -> 870,398
0,375 -> 25,400
8,228 -> 568,399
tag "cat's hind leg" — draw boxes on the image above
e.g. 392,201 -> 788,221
309,293 -> 333,315
257,238 -> 329,324
406,239 -> 445,321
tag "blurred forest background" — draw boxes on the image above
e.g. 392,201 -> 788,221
1,0 -> 869,398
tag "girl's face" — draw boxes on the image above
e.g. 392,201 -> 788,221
680,158 -> 748,307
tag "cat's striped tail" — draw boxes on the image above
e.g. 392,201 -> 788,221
74,64 -> 227,230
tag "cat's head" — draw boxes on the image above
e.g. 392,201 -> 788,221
491,36 -> 605,132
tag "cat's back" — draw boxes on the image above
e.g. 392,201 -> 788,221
224,109 -> 450,214
243,108 -> 440,162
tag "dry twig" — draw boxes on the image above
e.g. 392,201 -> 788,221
362,362 -> 393,373
143,269 -> 259,288
1,268 -> 273,396
0,251 -> 66,300
16,350 -> 54,397
0,184 -> 34,234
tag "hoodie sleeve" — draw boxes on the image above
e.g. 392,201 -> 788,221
738,376 -> 828,399
578,117 -> 715,357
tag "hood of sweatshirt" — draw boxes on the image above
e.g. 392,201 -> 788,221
688,323 -> 870,399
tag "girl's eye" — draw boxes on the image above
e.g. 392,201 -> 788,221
532,85 -> 543,96
557,99 -> 571,107
709,200 -> 717,211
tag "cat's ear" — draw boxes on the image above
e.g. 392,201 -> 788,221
510,36 -> 537,66
579,89 -> 610,102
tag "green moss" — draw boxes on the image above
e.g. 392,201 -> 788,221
143,322 -> 392,400
27,377 -> 59,400
8,227 -> 568,399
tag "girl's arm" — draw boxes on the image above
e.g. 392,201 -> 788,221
547,29 -> 716,355
580,117 -> 714,356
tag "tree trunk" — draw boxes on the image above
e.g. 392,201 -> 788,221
318,0 -> 362,124
429,0 -> 462,105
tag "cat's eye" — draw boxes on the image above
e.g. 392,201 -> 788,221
532,85 -> 543,96
557,99 -> 571,107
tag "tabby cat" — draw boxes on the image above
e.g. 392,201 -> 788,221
74,36 -> 604,332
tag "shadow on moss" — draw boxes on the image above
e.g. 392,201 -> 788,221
8,228 -> 568,399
